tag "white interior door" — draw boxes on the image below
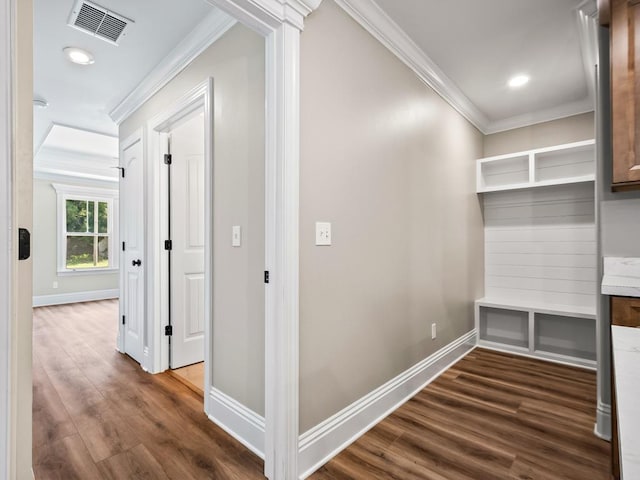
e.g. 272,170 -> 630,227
121,136 -> 145,364
169,112 -> 205,368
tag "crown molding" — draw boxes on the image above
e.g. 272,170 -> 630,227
204,0 -> 322,32
335,0 -> 596,135
109,9 -> 237,125
484,97 -> 595,135
334,0 -> 490,132
34,146 -> 119,182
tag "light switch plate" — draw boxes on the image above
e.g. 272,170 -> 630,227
232,225 -> 241,247
315,222 -> 331,246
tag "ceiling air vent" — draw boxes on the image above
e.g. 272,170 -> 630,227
68,0 -> 133,45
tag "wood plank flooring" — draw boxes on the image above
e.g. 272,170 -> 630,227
34,301 -> 610,479
32,300 -> 265,480
310,348 -> 611,480
169,362 -> 205,396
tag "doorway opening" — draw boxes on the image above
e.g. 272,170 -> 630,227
163,109 -> 207,396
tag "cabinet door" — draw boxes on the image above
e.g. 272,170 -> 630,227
611,0 -> 640,187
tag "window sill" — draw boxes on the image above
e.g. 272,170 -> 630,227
57,268 -> 119,277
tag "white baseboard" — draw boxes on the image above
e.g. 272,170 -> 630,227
298,330 -> 477,479
594,401 -> 612,441
33,289 -> 119,307
207,387 -> 265,459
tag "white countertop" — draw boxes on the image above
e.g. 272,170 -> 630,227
612,325 -> 640,479
602,257 -> 640,298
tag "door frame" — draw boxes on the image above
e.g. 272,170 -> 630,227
118,129 -> 146,359
0,0 -> 13,477
146,80 -> 213,397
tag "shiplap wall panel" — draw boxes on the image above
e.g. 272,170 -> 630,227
481,156 -> 529,188
535,147 -> 595,182
483,182 -> 596,309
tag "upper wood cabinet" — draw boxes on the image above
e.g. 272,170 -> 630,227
610,0 -> 640,190
599,0 -> 611,26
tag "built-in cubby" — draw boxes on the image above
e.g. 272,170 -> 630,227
475,140 -> 597,368
476,139 -> 595,193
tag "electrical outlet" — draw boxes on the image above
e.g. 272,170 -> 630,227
52,281 -> 58,289
431,323 -> 437,340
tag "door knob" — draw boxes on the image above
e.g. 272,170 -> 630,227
132,259 -> 142,267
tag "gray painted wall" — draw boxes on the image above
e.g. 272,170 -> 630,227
483,112 -> 595,157
32,177 -> 119,297
120,24 -> 266,415
299,1 -> 484,433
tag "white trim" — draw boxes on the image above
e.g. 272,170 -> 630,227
297,330 -> 477,479
109,10 -> 236,125
594,400 -> 612,440
333,0 -> 595,135
576,0 -> 598,104
51,183 -> 119,274
32,289 -> 119,307
0,0 -> 12,477
34,169 -> 118,185
483,98 -> 595,135
333,0 -> 488,132
146,79 -> 212,383
208,387 -> 266,459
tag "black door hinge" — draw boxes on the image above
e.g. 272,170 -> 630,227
165,325 -> 173,336
122,241 -> 126,251
164,154 -> 172,165
264,271 -> 270,284
164,240 -> 172,250
119,167 -> 125,178
122,315 -> 126,325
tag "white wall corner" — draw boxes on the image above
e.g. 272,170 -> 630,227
109,9 -> 236,125
208,387 -> 266,459
576,0 -> 598,103
297,330 -> 477,479
595,401 -> 612,441
333,0 -> 489,133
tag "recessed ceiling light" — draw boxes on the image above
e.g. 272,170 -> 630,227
33,98 -> 48,109
63,47 -> 95,65
508,74 -> 530,88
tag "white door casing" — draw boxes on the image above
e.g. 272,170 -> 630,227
201,2 -> 321,478
0,0 -> 12,477
169,112 -> 206,369
119,132 -> 145,365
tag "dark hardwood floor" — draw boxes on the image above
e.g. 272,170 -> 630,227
311,348 -> 611,480
34,301 -> 610,479
32,300 -> 265,480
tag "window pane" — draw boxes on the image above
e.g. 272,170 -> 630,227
98,202 -> 108,233
65,200 -> 88,233
66,236 -> 95,268
98,236 -> 109,267
88,201 -> 95,233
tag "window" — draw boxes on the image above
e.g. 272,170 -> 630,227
53,184 -> 118,274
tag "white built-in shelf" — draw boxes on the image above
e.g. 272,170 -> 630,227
476,139 -> 596,193
475,298 -> 596,368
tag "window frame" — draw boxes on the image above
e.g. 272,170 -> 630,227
52,183 -> 119,275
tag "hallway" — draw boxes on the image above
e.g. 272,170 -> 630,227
32,300 -> 264,479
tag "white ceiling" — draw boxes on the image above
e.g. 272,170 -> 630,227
34,0 -> 594,156
373,0 -> 593,131
34,0 -> 213,150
